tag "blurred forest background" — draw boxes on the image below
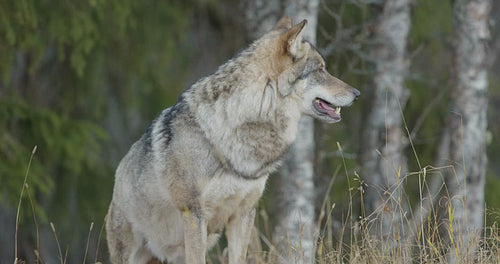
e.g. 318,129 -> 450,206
1,0 -> 500,263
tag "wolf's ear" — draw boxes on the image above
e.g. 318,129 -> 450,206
282,20 -> 307,58
272,15 -> 292,31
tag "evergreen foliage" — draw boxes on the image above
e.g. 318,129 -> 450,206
0,1 -> 197,258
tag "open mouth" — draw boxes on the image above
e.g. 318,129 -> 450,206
313,97 -> 341,121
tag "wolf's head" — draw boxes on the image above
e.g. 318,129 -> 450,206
256,16 -> 360,123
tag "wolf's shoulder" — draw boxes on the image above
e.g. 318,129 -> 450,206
143,100 -> 195,149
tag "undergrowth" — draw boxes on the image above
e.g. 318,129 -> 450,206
12,144 -> 500,264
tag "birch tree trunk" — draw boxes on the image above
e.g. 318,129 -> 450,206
360,0 -> 411,245
444,0 -> 491,261
244,1 -> 319,263
273,2 -> 319,263
243,0 -> 281,41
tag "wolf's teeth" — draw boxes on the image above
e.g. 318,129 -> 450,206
336,107 -> 341,114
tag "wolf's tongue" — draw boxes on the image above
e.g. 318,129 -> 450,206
319,100 -> 336,117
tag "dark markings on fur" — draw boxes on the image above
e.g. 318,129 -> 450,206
234,152 -> 287,180
276,113 -> 289,132
143,113 -> 164,152
189,189 -> 203,216
158,103 -> 184,147
115,241 -> 125,260
144,124 -> 153,149
225,159 -> 269,180
192,45 -> 256,104
200,73 -> 238,103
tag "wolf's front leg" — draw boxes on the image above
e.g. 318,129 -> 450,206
182,209 -> 207,264
226,208 -> 256,264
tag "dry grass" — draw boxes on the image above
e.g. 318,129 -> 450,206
239,171 -> 500,264
240,136 -> 500,264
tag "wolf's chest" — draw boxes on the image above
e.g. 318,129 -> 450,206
201,172 -> 268,233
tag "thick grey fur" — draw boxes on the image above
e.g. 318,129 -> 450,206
106,16 -> 359,264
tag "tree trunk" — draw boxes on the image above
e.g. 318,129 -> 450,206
243,0 -> 319,262
273,1 -> 319,263
445,0 -> 491,261
360,0 -> 411,246
243,0 -> 281,41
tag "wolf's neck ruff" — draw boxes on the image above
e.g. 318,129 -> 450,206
182,40 -> 300,180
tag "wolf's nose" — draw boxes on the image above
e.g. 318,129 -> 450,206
352,88 -> 360,100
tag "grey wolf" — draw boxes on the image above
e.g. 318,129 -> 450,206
105,15 -> 360,264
